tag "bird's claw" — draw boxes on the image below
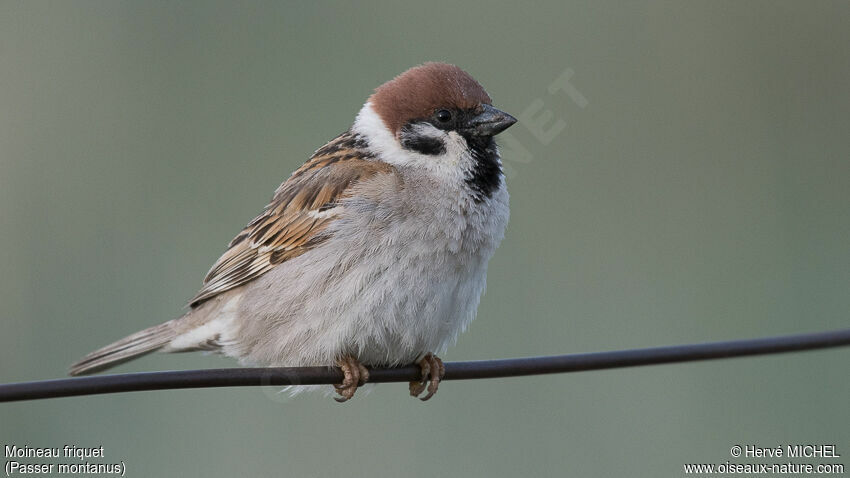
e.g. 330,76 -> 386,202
409,353 -> 445,401
334,356 -> 369,403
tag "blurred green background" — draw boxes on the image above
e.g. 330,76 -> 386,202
1,1 -> 848,476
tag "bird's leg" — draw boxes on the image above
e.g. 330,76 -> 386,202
334,356 -> 370,403
409,353 -> 445,401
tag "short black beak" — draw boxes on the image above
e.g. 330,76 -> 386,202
466,104 -> 517,137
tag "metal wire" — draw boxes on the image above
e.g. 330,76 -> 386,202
1,328 -> 849,402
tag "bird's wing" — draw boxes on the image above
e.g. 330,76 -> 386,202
189,132 -> 392,306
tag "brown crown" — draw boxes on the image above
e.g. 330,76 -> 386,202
369,62 -> 492,136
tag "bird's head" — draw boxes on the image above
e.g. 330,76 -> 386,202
353,63 -> 516,198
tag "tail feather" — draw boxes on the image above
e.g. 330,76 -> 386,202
69,320 -> 177,376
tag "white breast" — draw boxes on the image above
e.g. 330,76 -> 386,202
227,173 -> 508,368
222,102 -> 510,368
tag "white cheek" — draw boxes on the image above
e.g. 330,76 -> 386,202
443,131 -> 471,163
405,123 -> 465,163
352,102 -> 473,182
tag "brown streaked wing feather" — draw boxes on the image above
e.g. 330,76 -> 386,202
189,132 -> 392,307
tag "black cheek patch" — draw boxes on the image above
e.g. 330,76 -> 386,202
399,124 -> 447,156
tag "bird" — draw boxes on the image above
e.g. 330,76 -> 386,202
69,62 -> 516,402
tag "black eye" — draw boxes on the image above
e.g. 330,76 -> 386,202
435,109 -> 452,123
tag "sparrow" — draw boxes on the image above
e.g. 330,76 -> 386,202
69,62 -> 516,402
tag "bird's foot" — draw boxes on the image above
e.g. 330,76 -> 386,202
409,353 -> 445,401
334,356 -> 369,403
